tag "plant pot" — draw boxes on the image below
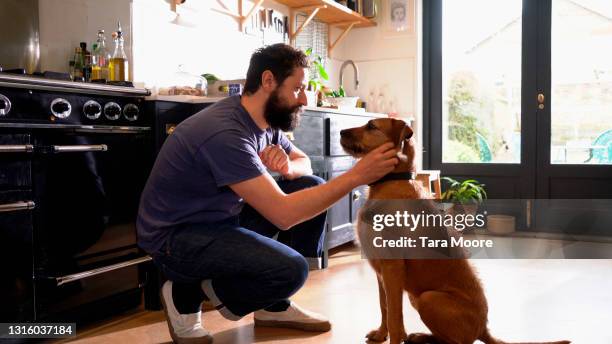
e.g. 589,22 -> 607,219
305,90 -> 318,107
445,203 -> 480,232
458,204 -> 478,216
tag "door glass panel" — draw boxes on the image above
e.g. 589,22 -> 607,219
551,0 -> 612,165
442,0 -> 522,163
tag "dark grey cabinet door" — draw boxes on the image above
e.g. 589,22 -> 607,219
292,115 -> 325,156
326,171 -> 355,249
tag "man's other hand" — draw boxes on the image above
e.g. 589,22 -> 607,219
260,144 -> 292,176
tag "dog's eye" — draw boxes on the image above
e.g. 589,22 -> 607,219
366,122 -> 376,130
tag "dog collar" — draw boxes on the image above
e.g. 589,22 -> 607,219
368,172 -> 417,186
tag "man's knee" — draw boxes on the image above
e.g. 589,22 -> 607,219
276,253 -> 309,296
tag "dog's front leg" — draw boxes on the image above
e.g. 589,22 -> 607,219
381,262 -> 408,344
366,275 -> 388,342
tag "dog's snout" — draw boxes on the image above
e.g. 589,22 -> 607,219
340,129 -> 352,138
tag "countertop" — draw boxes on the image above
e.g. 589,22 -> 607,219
145,95 -> 225,103
303,106 -> 387,118
145,95 -> 394,118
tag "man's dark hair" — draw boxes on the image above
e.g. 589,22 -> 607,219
243,43 -> 309,95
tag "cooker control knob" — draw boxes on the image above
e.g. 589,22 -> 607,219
104,102 -> 122,121
83,100 -> 102,120
0,94 -> 11,116
123,103 -> 139,121
51,98 -> 72,119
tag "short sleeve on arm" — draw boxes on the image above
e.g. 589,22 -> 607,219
276,131 -> 294,154
198,130 -> 267,187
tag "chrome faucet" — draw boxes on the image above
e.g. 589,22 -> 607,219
339,60 -> 359,91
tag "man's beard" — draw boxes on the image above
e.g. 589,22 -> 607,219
264,89 -> 302,131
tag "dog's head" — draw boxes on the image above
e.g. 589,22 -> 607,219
340,118 -> 414,161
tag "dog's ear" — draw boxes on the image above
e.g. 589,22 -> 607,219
390,119 -> 413,147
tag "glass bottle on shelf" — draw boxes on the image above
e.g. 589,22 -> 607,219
80,42 -> 92,82
73,47 -> 84,81
92,30 -> 110,81
109,21 -> 129,82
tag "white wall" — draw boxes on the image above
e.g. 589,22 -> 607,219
329,0 -> 422,166
39,0 -> 131,75
38,0 -> 290,85
329,3 -> 418,118
132,0 -> 290,87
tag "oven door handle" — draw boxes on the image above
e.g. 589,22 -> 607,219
53,144 -> 108,153
55,255 -> 152,286
0,144 -> 34,153
0,201 -> 35,213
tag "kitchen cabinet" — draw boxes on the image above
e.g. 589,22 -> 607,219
291,109 -> 385,267
145,100 -> 214,153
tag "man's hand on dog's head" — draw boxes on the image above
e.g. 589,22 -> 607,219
349,142 -> 399,186
260,144 -> 292,176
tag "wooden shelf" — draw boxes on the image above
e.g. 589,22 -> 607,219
276,0 -> 376,28
276,0 -> 375,55
215,0 -> 375,54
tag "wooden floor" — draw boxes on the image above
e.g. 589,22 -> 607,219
56,243 -> 612,344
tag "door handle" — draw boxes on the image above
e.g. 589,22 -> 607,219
0,144 -> 34,153
55,255 -> 152,286
52,144 -> 108,153
537,93 -> 545,110
0,201 -> 35,213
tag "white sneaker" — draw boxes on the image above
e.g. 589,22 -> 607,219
254,301 -> 331,332
161,281 -> 213,344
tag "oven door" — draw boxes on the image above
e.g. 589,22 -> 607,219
0,133 -> 36,321
31,126 -> 153,319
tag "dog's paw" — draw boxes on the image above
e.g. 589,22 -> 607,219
365,328 -> 388,342
403,332 -> 437,344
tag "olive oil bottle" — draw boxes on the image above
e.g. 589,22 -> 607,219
109,21 -> 129,82
92,30 -> 110,81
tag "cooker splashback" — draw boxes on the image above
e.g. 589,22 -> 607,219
0,0 -> 41,74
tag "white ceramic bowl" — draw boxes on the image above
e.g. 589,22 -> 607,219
486,215 -> 516,234
325,96 -> 359,109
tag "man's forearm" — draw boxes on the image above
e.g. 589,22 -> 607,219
278,172 -> 358,229
285,157 -> 313,179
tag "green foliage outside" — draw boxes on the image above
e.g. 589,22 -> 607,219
446,72 -> 489,162
443,140 -> 481,163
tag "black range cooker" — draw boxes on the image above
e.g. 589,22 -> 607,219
0,72 -> 155,323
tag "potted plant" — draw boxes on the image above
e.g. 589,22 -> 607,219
201,73 -> 220,96
304,48 -> 329,107
323,85 -> 359,108
441,177 -> 487,216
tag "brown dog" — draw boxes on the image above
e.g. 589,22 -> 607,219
340,118 -> 570,344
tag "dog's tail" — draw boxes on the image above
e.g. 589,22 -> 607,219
480,328 -> 570,344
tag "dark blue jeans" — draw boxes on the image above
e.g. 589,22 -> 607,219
151,175 -> 327,319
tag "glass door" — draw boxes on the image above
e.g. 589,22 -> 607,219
533,0 -> 612,235
424,0 -> 612,235
425,0 -> 535,206
442,0 -> 523,165
549,1 -> 612,166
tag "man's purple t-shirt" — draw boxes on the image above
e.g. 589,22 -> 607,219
136,96 -> 293,254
